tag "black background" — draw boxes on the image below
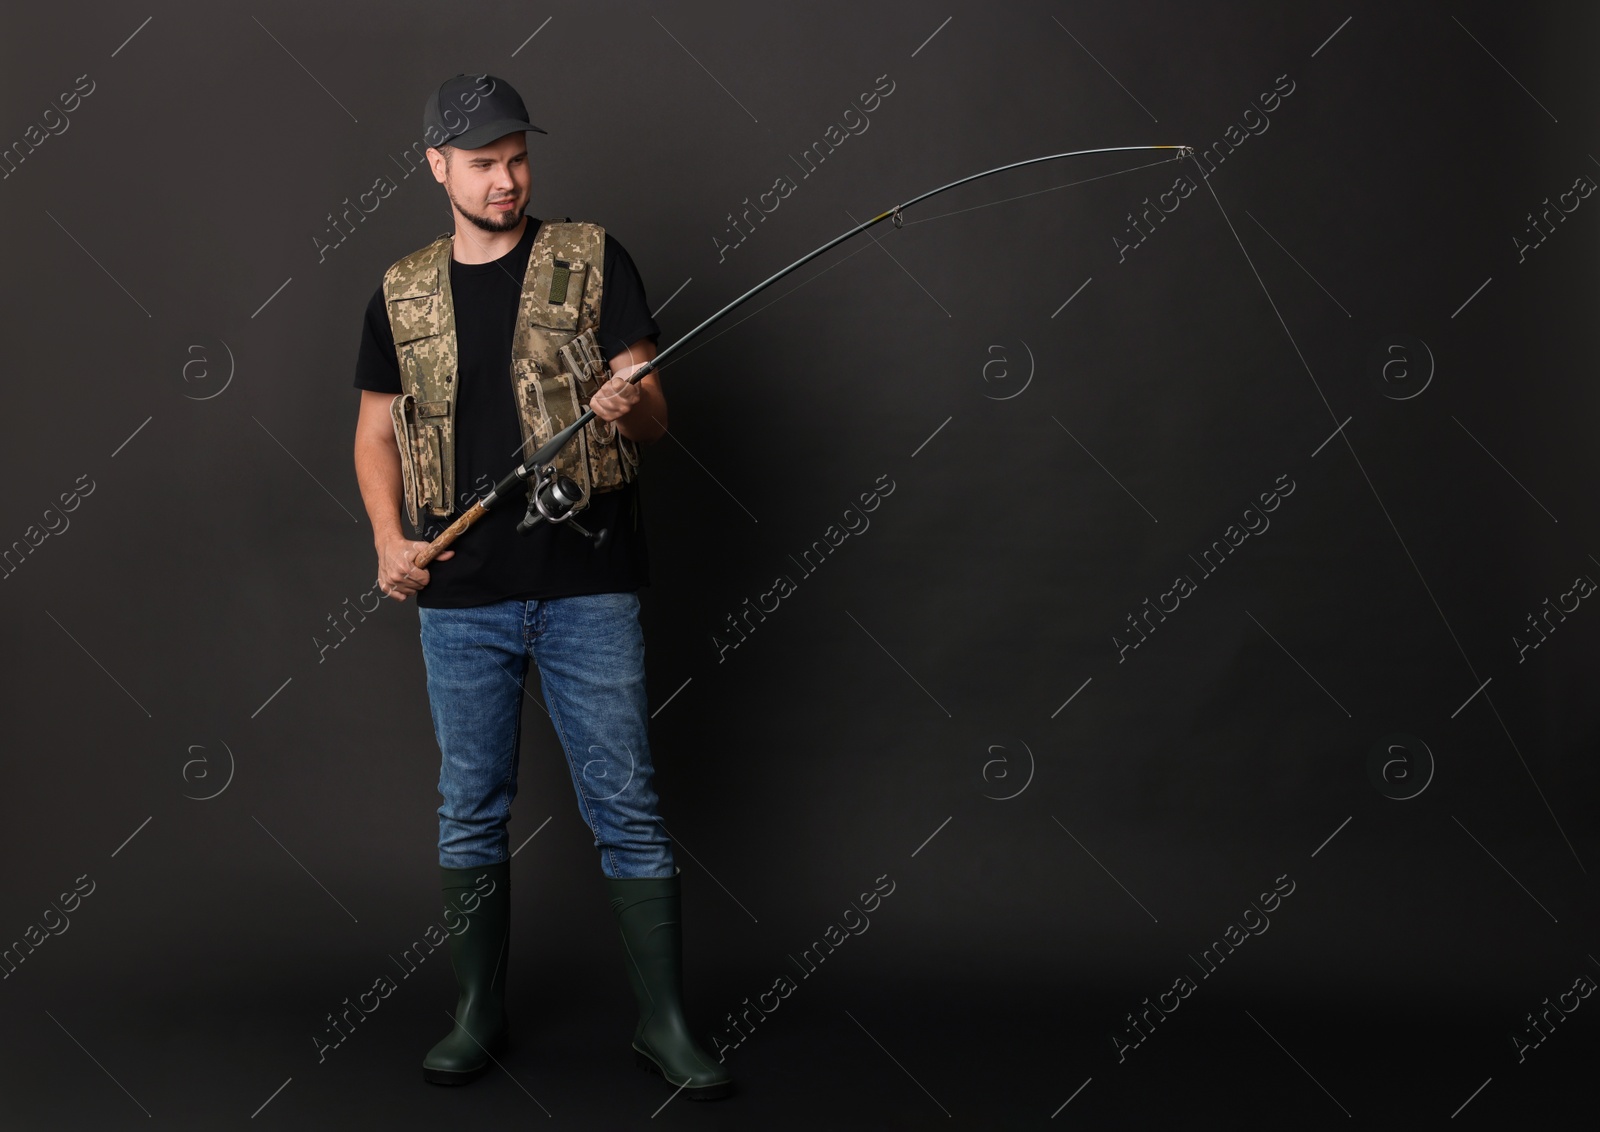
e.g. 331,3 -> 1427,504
1,2 -> 1595,1127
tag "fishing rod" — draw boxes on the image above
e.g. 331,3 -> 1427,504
412,143 -> 1193,565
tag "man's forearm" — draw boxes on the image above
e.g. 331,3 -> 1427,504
354,432 -> 407,546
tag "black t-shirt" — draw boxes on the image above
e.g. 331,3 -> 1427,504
354,217 -> 659,608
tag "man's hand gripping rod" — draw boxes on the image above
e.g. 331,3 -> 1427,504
410,143 -> 1194,567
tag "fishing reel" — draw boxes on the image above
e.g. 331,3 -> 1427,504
515,461 -> 609,549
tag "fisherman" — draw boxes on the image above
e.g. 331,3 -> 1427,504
350,72 -> 731,1100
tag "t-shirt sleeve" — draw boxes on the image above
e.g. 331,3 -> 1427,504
598,233 -> 661,362
353,283 -> 402,392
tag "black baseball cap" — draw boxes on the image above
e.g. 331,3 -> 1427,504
422,73 -> 547,150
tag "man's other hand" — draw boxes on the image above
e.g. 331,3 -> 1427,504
377,534 -> 453,601
589,369 -> 645,422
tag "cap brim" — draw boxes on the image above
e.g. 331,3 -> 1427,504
449,119 -> 548,149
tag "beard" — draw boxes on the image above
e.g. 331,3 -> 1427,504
447,184 -> 524,233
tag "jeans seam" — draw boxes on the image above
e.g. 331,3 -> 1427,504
498,662 -> 526,866
539,671 -> 612,873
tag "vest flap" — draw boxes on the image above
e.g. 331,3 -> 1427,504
388,273 -> 439,300
520,221 -> 605,335
389,292 -> 442,345
383,238 -> 450,343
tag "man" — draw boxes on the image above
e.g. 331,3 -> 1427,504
351,73 -> 731,1101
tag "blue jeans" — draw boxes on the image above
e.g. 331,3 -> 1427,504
417,592 -> 676,878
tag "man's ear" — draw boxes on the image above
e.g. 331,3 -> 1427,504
425,146 -> 449,184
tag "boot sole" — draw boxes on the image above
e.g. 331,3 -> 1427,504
633,1047 -> 732,1101
423,1029 -> 508,1086
424,1062 -> 489,1086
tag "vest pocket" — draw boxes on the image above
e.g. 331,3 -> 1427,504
512,358 -> 556,455
389,393 -> 422,529
511,357 -> 593,508
419,424 -> 447,517
558,327 -> 607,395
388,292 -> 441,345
523,259 -> 587,332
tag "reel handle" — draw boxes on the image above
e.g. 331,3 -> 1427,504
515,468 -> 609,549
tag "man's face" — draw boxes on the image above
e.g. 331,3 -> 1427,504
429,133 -> 531,233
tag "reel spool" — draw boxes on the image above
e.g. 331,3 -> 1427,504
515,464 -> 608,550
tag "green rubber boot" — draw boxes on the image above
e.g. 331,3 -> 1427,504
423,860 -> 510,1085
606,869 -> 733,1101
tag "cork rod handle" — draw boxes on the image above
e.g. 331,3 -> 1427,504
415,502 -> 487,567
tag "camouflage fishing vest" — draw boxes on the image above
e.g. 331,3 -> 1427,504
382,220 -> 641,527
